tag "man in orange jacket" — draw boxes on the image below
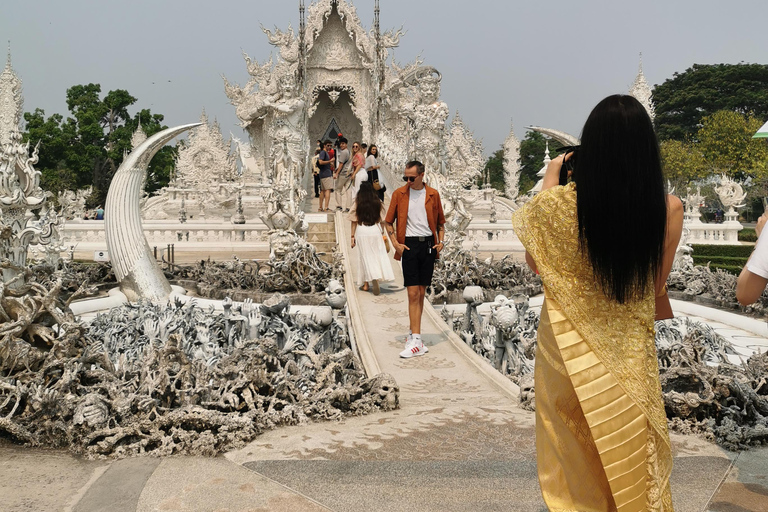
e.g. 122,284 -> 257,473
384,161 -> 446,358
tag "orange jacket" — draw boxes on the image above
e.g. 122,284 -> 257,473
384,184 -> 446,261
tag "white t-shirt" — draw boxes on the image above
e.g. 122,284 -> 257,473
405,187 -> 432,237
747,232 -> 768,278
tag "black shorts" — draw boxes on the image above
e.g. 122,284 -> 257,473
401,236 -> 436,287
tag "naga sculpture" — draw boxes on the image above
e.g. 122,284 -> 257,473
105,123 -> 200,302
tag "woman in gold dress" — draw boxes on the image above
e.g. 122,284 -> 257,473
511,95 -> 683,511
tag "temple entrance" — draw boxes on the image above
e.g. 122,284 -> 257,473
308,90 -> 362,146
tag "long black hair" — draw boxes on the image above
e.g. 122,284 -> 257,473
355,181 -> 383,226
573,94 -> 667,304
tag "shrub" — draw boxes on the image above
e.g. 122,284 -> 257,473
691,244 -> 753,257
739,228 -> 757,242
692,255 -> 748,267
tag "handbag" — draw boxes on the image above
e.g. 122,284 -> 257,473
379,223 -> 391,252
372,179 -> 382,191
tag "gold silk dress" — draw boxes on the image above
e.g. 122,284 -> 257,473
511,183 -> 673,512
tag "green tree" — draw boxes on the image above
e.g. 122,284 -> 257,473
480,149 -> 505,192
22,84 -> 171,205
653,63 -> 768,141
518,131 -> 562,195
696,110 -> 768,180
659,139 -> 708,192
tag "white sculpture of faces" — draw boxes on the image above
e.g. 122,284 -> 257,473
417,76 -> 439,103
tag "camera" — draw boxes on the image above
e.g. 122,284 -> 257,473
556,146 -> 579,186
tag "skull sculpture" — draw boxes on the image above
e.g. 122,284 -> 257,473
364,373 -> 400,410
518,373 -> 535,411
325,279 -> 347,310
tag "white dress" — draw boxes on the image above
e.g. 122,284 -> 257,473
350,209 -> 395,286
352,169 -> 368,196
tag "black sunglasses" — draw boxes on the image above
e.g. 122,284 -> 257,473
402,176 -> 418,182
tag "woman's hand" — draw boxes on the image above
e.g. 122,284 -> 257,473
351,237 -> 356,248
541,152 -> 573,191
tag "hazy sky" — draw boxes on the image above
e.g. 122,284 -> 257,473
1,0 -> 766,156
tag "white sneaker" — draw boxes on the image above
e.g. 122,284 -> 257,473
404,334 -> 428,353
400,338 -> 427,358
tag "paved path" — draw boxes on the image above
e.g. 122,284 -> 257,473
3,202 -> 768,510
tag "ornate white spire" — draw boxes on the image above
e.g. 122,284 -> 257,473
174,109 -> 237,186
503,119 -> 521,201
536,141 -> 551,178
629,53 -> 655,121
131,119 -> 147,149
0,43 -> 23,147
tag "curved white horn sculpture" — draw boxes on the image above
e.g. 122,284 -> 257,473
526,126 -> 580,147
105,123 -> 200,302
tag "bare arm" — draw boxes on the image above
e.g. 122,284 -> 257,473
350,221 -> 357,248
384,221 -> 409,254
524,251 -> 538,274
655,195 -> 684,295
523,155 -> 573,271
541,152 -> 573,191
737,214 -> 768,305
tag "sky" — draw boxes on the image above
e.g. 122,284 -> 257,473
1,0 -> 766,157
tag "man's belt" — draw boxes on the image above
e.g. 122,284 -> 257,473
405,235 -> 433,242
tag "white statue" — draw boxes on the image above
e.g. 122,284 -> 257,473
0,54 -> 59,286
503,121 -> 521,202
57,186 -> 92,220
258,177 -> 305,260
714,174 -> 747,213
264,71 -> 307,186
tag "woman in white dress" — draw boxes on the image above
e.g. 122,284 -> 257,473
350,181 -> 394,295
350,141 -> 368,197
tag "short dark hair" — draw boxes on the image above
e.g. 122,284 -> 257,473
338,137 -> 348,144
405,160 -> 425,174
323,140 -> 332,146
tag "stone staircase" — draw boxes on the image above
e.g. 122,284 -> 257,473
306,214 -> 336,258
303,194 -> 337,260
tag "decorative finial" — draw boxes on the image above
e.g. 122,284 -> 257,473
543,141 -> 551,164
6,41 -> 10,68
